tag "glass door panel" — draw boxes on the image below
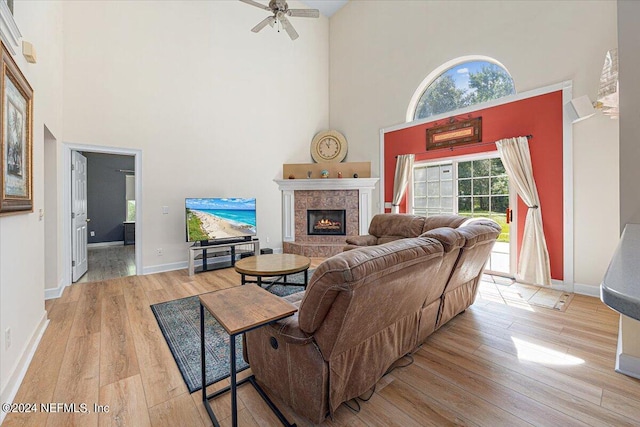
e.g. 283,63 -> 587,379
456,158 -> 511,276
413,156 -> 513,277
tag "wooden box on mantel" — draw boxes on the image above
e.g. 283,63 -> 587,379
283,162 -> 371,180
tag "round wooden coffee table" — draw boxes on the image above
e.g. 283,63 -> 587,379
234,253 -> 311,289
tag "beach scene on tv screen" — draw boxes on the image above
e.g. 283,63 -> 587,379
186,198 -> 257,241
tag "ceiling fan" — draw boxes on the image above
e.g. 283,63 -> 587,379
239,0 -> 320,40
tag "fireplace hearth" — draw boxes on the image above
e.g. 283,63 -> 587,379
307,209 -> 346,236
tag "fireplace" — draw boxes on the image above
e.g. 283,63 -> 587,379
307,209 -> 346,236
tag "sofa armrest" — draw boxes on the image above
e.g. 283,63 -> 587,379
345,235 -> 378,246
265,313 -> 315,345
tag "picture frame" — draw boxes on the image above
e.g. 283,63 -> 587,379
426,117 -> 482,151
0,41 -> 33,214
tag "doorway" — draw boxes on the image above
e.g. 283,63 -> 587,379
412,154 -> 515,277
62,144 -> 142,287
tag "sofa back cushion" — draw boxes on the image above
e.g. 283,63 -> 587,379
422,214 -> 469,233
446,220 -> 500,290
367,213 -> 426,241
298,236 -> 444,358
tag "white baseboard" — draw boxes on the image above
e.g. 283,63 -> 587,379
547,279 -> 600,297
573,282 -> 600,297
87,241 -> 125,248
0,311 -> 49,425
142,261 -> 188,275
142,251 -> 274,276
44,278 -> 67,300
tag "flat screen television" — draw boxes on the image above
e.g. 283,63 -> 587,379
185,197 -> 257,244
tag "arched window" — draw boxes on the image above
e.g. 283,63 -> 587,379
408,57 -> 515,121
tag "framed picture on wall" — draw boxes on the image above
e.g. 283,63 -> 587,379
426,117 -> 482,151
0,41 -> 33,214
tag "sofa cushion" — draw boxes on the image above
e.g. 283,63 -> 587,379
298,236 -> 443,335
367,213 -> 426,239
422,214 -> 469,232
420,227 -> 465,253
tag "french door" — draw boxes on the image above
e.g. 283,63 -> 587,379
412,155 -> 515,277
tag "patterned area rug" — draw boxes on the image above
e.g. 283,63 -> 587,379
151,270 -> 309,393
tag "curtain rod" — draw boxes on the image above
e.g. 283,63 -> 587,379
395,134 -> 533,158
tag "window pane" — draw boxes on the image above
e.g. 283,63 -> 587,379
414,197 -> 427,208
427,197 -> 440,208
427,182 -> 440,197
414,167 -> 427,182
440,180 -> 453,196
491,175 -> 509,195
473,178 -> 490,195
474,196 -> 490,212
413,61 -> 516,120
458,197 -> 471,213
441,197 -> 453,209
426,166 -> 439,181
458,179 -> 471,196
492,196 -> 509,214
126,201 -> 136,222
458,161 -> 472,179
414,182 -> 427,197
440,165 -> 453,179
473,159 -> 491,177
491,158 -> 506,176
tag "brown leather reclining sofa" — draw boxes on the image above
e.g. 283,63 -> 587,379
244,214 -> 501,424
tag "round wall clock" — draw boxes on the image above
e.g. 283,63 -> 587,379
311,130 -> 348,163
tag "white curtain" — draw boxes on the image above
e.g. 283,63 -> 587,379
392,154 -> 414,213
496,137 -> 552,286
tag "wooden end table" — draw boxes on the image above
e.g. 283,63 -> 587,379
199,284 -> 298,427
234,253 -> 311,289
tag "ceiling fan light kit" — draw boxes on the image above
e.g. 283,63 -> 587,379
239,0 -> 319,40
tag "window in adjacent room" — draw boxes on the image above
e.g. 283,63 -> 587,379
125,174 -> 135,221
409,58 -> 515,121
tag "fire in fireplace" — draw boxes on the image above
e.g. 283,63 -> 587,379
307,209 -> 346,236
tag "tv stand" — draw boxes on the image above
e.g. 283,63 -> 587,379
188,238 -> 260,276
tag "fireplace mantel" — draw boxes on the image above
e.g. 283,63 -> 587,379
274,178 -> 378,192
274,178 -> 379,242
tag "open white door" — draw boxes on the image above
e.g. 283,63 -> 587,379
72,151 -> 88,282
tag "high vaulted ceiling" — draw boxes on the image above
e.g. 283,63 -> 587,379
300,0 -> 348,17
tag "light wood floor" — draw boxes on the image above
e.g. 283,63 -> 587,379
76,245 -> 136,284
5,262 -> 640,427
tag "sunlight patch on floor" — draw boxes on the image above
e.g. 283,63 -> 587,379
478,275 -> 574,312
511,336 -> 585,366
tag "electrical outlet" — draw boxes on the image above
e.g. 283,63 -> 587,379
5,328 -> 11,350
266,236 -> 270,243
90,231 -> 95,237
156,248 -> 163,256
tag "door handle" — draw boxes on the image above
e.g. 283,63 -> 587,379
86,218 -> 91,222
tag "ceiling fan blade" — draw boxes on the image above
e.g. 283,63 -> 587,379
287,9 -> 320,18
278,13 -> 299,40
251,16 -> 276,32
238,0 -> 271,12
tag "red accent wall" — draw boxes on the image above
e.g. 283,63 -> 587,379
384,91 -> 564,280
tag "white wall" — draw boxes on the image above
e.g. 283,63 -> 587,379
0,0 -> 64,411
328,0 -> 619,290
62,1 -> 329,272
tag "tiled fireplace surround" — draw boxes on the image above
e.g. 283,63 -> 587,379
276,178 -> 379,257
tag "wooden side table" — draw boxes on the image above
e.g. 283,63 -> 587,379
234,253 -> 311,289
199,284 -> 298,427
